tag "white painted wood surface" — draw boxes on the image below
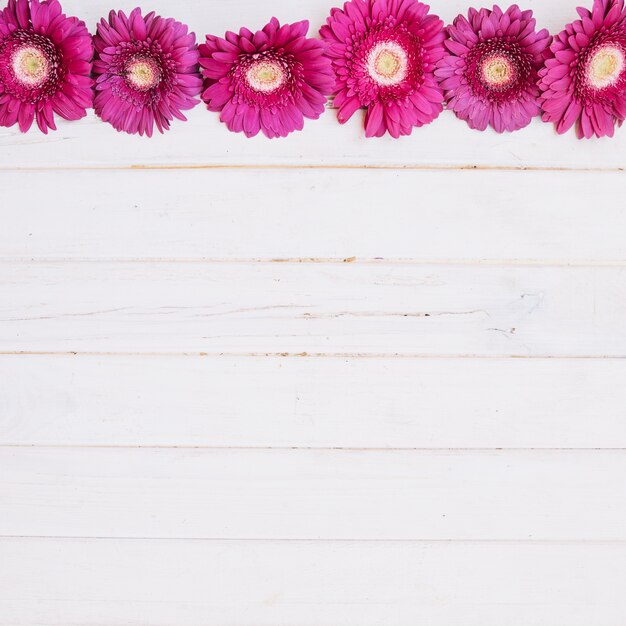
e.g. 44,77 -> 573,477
3,106 -> 626,170
2,447 -> 626,540
1,0 -> 626,623
2,539 -> 625,626
2,169 -> 625,263
3,262 -> 625,356
3,355 -> 626,448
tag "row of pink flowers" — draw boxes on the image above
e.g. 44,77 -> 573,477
1,0 -> 625,139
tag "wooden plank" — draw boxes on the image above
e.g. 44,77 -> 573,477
2,355 -> 626,449
2,169 -> 625,263
2,103 -> 624,171
1,262 -> 625,356
1,538 -> 625,625
0,1 -> 623,170
2,448 -> 625,540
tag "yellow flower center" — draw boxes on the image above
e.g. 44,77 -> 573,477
367,41 -> 408,86
482,56 -> 513,87
587,45 -> 625,89
246,60 -> 285,93
12,46 -> 49,86
126,58 -> 161,91
375,50 -> 401,78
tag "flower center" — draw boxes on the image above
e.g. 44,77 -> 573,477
480,54 -> 514,88
586,45 -> 625,89
367,41 -> 408,86
11,45 -> 50,87
125,56 -> 161,91
246,59 -> 285,93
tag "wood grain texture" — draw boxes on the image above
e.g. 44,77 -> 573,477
2,355 -> 626,449
2,169 -> 625,263
2,447 -> 625,540
2,538 -> 626,626
2,262 -> 625,356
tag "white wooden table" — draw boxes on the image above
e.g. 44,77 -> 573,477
1,0 -> 626,623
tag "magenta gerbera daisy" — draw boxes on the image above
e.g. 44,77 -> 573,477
199,18 -> 334,138
320,0 -> 446,138
539,0 -> 626,139
436,5 -> 551,133
93,8 -> 202,137
0,0 -> 93,133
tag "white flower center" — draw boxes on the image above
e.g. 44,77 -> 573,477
12,46 -> 49,87
367,41 -> 408,86
246,60 -> 285,93
587,45 -> 625,89
481,54 -> 514,88
126,57 -> 161,91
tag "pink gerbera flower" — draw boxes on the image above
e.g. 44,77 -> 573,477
199,18 -> 334,138
0,0 -> 93,133
539,0 -> 626,138
93,8 -> 202,136
436,5 -> 551,133
320,0 -> 446,138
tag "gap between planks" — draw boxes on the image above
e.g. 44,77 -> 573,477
2,257 -> 626,267
0,163 -> 624,172
2,351 -> 625,359
1,535 -> 625,545
2,444 -> 625,451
